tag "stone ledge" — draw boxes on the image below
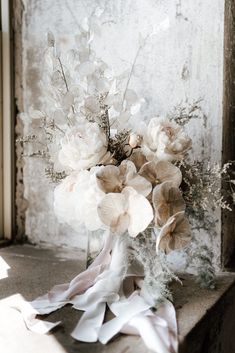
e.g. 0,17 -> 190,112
0,245 -> 235,353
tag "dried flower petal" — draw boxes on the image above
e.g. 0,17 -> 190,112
156,211 -> 191,253
139,160 -> 182,187
96,165 -> 122,193
128,150 -> 148,171
97,192 -> 130,234
96,160 -> 152,197
77,61 -> 96,77
124,187 -> 154,237
97,187 -> 153,237
152,181 -> 185,226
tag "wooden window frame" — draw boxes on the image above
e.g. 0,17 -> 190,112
222,0 -> 235,269
0,0 -> 14,243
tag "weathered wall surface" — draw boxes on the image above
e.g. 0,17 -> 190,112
17,0 -> 224,266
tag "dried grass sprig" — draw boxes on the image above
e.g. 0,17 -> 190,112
129,230 -> 179,307
178,160 -> 235,218
108,130 -> 131,164
45,165 -> 67,183
169,98 -> 206,126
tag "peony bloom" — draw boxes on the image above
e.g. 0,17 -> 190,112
139,160 -> 182,188
54,172 -> 83,229
58,119 -> 108,171
54,167 -> 105,231
141,117 -> 192,162
97,186 -> 154,237
96,160 -> 152,197
74,167 -> 106,231
152,181 -> 185,227
156,211 -> 191,254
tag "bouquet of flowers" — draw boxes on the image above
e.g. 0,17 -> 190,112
17,22 -> 234,353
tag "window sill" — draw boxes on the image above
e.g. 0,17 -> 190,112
0,245 -> 235,353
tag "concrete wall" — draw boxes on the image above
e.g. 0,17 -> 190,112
17,0 -> 224,267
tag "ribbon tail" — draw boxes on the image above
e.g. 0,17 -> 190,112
156,299 -> 178,353
48,230 -> 113,302
71,302 -> 106,342
98,293 -> 178,353
10,297 -> 61,334
127,314 -> 172,353
98,293 -> 151,344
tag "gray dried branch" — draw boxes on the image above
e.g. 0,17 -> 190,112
108,129 -> 131,164
169,98 -> 205,126
179,160 -> 235,219
21,150 -> 50,159
129,230 -> 179,307
16,134 -> 37,143
45,165 -> 67,183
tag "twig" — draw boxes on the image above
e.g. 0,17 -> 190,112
57,57 -> 75,119
122,34 -> 150,109
58,57 -> 69,92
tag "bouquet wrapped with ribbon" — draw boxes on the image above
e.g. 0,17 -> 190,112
16,20 -> 234,353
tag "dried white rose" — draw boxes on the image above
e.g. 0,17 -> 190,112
58,119 -> 108,171
74,167 -> 106,231
97,186 -> 153,237
54,167 -> 105,231
54,172 -> 82,229
142,117 -> 192,162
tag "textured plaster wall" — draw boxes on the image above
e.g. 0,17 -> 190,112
19,0 -> 224,266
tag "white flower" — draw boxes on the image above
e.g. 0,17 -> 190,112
75,167 -> 106,231
152,181 -> 185,227
129,133 -> 142,148
58,119 -> 108,171
142,117 -> 192,162
139,160 -> 182,188
97,186 -> 153,237
96,160 -> 152,197
54,167 -> 105,231
54,172 -> 83,229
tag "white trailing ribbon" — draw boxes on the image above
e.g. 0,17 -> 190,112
48,230 -> 113,302
70,235 -> 128,342
7,295 -> 61,334
10,231 -> 178,353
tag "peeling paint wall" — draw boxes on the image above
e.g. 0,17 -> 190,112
18,0 -> 224,266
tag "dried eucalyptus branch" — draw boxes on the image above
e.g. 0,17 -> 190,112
122,33 -> 152,108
